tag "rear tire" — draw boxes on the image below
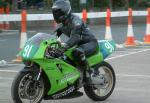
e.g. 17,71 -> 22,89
11,71 -> 45,103
84,61 -> 116,101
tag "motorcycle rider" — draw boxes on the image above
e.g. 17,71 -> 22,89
52,0 -> 99,71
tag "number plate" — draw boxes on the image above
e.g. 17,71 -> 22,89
21,44 -> 38,59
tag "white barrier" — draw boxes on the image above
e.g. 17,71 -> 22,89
0,11 -> 148,22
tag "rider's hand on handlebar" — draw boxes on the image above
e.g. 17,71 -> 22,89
61,43 -> 69,52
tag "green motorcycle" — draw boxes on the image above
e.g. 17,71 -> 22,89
11,33 -> 116,103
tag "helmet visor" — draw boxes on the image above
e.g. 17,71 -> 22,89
52,9 -> 65,23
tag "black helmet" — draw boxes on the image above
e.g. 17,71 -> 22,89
52,0 -> 71,23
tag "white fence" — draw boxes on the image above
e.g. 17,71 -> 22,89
0,11 -> 148,22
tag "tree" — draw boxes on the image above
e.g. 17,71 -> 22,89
44,0 -> 53,9
109,0 -> 113,10
12,0 -> 18,12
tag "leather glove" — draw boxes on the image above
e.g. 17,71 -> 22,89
61,43 -> 69,52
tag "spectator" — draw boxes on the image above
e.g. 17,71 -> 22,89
0,0 -> 7,8
26,0 -> 36,9
35,0 -> 44,10
17,0 -> 22,10
0,0 -> 4,8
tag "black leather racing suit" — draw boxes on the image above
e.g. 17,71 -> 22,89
56,14 -> 99,69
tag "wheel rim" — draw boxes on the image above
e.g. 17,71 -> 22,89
18,73 -> 44,103
93,66 -> 114,97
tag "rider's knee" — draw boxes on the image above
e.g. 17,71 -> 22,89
72,47 -> 85,58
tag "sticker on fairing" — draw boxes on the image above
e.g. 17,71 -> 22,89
22,45 -> 33,58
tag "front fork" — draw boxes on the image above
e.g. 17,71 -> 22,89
23,62 -> 42,81
33,67 -> 42,89
36,67 -> 42,81
23,65 -> 43,88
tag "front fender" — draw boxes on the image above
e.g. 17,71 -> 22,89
20,66 -> 39,73
20,61 -> 40,75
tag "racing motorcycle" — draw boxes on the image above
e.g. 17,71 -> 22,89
11,33 -> 116,103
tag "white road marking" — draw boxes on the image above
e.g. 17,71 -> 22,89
0,63 -> 23,66
115,88 -> 150,92
0,70 -> 18,73
106,49 -> 150,60
117,74 -> 150,78
0,77 -> 13,80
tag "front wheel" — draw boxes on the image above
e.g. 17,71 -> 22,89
11,71 -> 45,103
84,61 -> 116,101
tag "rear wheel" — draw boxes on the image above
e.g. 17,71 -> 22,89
84,61 -> 116,101
11,71 -> 45,103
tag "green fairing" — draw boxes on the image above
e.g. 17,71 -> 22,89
65,47 -> 103,67
87,52 -> 103,66
19,33 -> 114,96
20,39 -> 80,95
34,59 -> 80,95
21,44 -> 39,60
30,39 -> 57,59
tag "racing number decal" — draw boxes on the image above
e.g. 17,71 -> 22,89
23,45 -> 33,58
104,41 -> 114,53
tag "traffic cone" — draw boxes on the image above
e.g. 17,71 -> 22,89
0,7 -> 5,30
144,8 -> 150,44
105,9 -> 112,40
125,8 -> 136,47
20,10 -> 27,51
82,9 -> 87,23
5,7 -> 10,30
12,10 -> 27,62
12,56 -> 22,63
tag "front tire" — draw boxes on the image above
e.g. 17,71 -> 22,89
84,61 -> 116,101
11,71 -> 45,103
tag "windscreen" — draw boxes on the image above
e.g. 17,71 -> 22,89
26,33 -> 56,46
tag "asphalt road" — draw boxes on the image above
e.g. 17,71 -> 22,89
0,45 -> 150,103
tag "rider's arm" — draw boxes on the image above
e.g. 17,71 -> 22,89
65,19 -> 82,48
55,24 -> 63,37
